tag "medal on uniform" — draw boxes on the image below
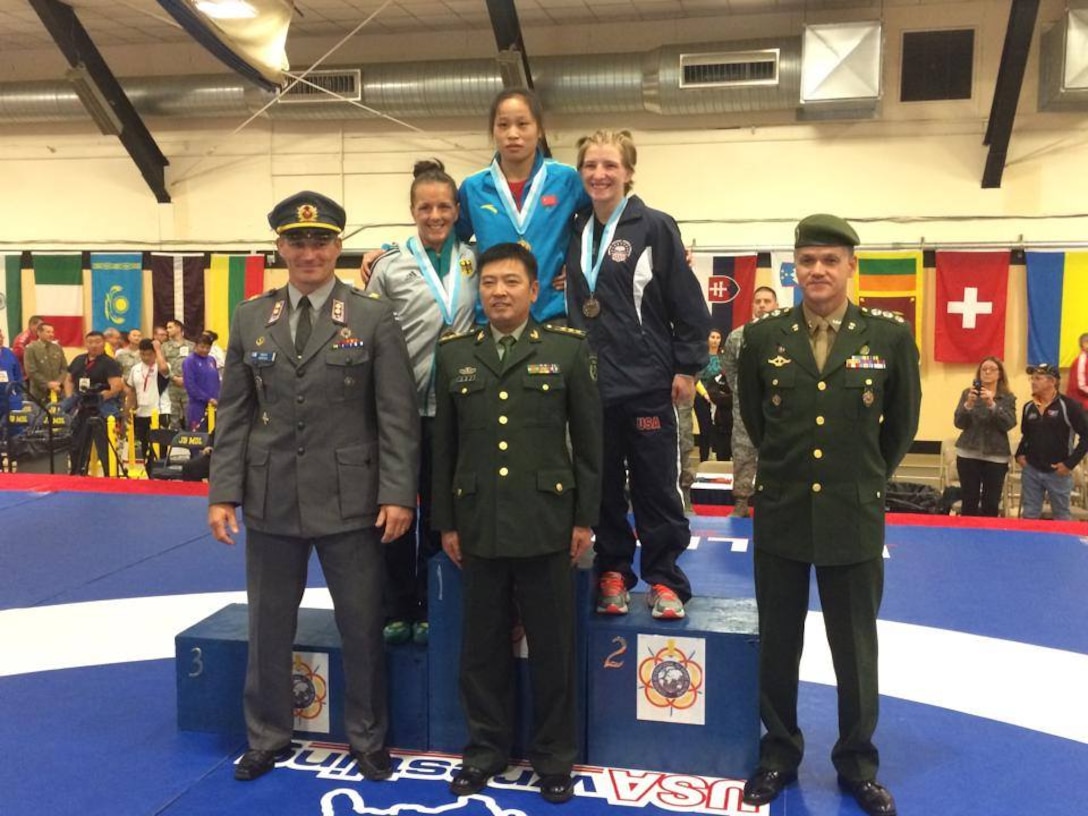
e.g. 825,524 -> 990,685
862,388 -> 875,407
489,157 -> 548,245
771,394 -> 782,406
407,236 -> 461,326
579,196 -> 629,321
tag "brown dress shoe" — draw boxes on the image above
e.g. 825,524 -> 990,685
838,777 -> 897,816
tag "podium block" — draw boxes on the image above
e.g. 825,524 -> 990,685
427,553 -> 591,760
175,603 -> 428,750
585,596 -> 759,779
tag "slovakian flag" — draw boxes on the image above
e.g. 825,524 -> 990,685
208,254 -> 266,344
90,253 -> 143,333
856,251 -> 923,345
770,251 -> 803,308
150,253 -> 206,334
934,251 -> 1009,363
1,255 -> 22,341
692,254 -> 757,334
1025,251 -> 1088,367
32,254 -> 84,347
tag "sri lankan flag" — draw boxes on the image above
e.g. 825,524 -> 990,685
856,251 -> 923,346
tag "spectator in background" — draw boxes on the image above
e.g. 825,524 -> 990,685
694,329 -> 725,461
0,328 -> 24,424
1016,363 -> 1088,520
23,321 -> 68,403
12,315 -> 42,376
1068,332 -> 1088,411
125,338 -> 170,466
706,367 -> 733,461
205,330 -> 226,374
102,327 -> 123,357
182,333 -> 220,430
163,319 -> 193,430
115,329 -> 142,380
952,356 -> 1017,516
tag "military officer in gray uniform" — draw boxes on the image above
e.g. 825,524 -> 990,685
722,286 -> 778,517
432,242 -> 602,805
23,322 -> 68,402
162,319 -> 194,430
738,215 -> 920,816
208,191 -> 419,783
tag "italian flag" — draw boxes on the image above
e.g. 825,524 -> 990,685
208,254 -> 265,345
1,255 -> 22,340
32,254 -> 85,347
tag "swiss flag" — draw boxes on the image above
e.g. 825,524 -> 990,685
934,251 -> 1009,363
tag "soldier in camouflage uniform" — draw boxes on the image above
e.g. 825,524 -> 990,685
162,319 -> 194,430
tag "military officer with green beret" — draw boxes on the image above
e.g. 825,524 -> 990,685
432,242 -> 602,805
737,214 -> 920,816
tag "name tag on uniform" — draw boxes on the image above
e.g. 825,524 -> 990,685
0,371 -> 8,383
249,351 -> 277,365
527,363 -> 560,375
847,355 -> 886,369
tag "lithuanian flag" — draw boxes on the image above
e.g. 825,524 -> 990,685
207,254 -> 266,344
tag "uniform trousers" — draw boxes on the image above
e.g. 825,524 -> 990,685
595,396 -> 692,601
244,527 -> 386,754
753,549 -> 883,782
459,550 -> 576,776
383,416 -> 441,622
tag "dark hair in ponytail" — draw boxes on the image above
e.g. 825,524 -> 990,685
410,158 -> 458,207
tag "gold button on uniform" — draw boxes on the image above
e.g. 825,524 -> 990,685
813,449 -> 823,459
865,378 -> 873,386
812,483 -> 822,492
499,415 -> 508,425
498,441 -> 508,451
541,383 -> 550,391
460,387 -> 468,394
499,467 -> 509,477
555,483 -> 564,493
772,378 -> 779,386
499,390 -> 509,400
816,416 -> 825,425
456,488 -> 463,497
817,382 -> 827,391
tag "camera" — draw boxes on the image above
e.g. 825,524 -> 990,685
971,378 -> 982,396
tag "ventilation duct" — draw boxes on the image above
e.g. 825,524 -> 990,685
799,22 -> 882,120
0,39 -> 802,125
1038,9 -> 1088,112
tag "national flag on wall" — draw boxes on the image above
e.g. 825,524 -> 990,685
32,254 -> 84,347
1,255 -> 22,341
856,251 -> 923,345
934,251 -> 1009,363
770,251 -> 803,307
90,253 -> 143,333
150,253 -> 206,334
693,254 -> 757,334
208,254 -> 266,344
1025,251 -> 1088,367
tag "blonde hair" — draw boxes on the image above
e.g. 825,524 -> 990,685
576,129 -> 637,195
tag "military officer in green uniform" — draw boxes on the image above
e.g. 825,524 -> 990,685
162,319 -> 194,429
432,242 -> 602,805
737,214 -> 920,816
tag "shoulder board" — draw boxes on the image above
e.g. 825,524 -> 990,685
543,324 -> 587,338
242,288 -> 277,305
439,330 -> 475,345
860,306 -> 907,325
758,306 -> 792,322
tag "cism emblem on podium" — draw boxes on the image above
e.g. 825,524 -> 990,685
292,652 -> 330,733
636,635 -> 706,725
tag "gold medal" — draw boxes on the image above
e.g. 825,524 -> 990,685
582,297 -> 601,318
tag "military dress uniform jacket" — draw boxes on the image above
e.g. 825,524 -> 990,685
23,339 -> 68,401
738,302 -> 920,565
431,321 -> 603,559
209,280 -> 420,538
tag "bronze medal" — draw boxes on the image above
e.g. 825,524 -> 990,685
582,297 -> 601,318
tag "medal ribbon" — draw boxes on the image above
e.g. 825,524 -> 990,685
488,156 -> 548,236
580,196 -> 629,298
407,236 -> 461,326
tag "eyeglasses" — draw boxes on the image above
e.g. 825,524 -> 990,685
979,365 -> 999,372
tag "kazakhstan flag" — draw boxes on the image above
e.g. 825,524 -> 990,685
90,252 -> 143,332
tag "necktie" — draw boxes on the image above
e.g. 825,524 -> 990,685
813,319 -> 831,372
498,335 -> 516,366
295,296 -> 312,357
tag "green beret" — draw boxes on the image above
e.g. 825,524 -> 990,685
268,190 -> 345,234
794,213 -> 860,248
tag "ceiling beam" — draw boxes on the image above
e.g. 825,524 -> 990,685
29,0 -> 171,203
981,0 -> 1040,189
484,0 -> 550,157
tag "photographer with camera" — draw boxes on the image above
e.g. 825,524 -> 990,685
952,356 -> 1017,516
64,330 -> 124,475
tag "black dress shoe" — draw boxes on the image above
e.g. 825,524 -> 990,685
539,773 -> 575,804
838,776 -> 897,816
233,745 -> 292,781
353,748 -> 393,781
741,768 -> 798,805
450,766 -> 492,796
